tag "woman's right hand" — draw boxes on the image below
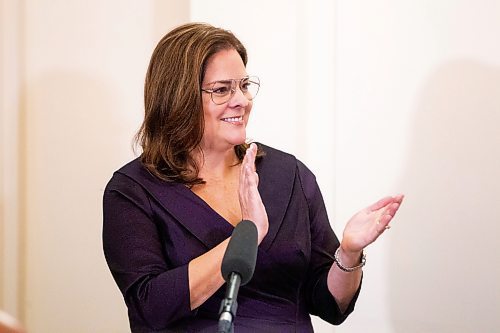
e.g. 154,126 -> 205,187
239,143 -> 269,243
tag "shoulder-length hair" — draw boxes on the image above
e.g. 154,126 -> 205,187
135,22 -> 262,185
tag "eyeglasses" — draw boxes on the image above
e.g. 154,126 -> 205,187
201,76 -> 260,105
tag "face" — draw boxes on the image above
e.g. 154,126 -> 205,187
200,48 -> 252,152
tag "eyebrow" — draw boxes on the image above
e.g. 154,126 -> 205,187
203,76 -> 250,85
212,79 -> 233,85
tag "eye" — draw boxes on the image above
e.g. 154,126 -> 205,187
212,84 -> 231,95
240,79 -> 250,92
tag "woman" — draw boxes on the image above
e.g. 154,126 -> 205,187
103,23 -> 404,332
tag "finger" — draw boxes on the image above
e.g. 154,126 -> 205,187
241,145 -> 254,175
240,165 -> 260,209
240,158 -> 253,196
247,143 -> 257,171
375,215 -> 393,233
240,154 -> 248,183
368,196 -> 394,212
376,201 -> 402,230
239,167 -> 253,211
376,203 -> 398,223
386,202 -> 401,216
242,145 -> 254,168
394,193 -> 405,204
245,165 -> 258,187
240,144 -> 259,198
377,213 -> 392,226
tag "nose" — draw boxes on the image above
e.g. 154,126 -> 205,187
227,83 -> 250,108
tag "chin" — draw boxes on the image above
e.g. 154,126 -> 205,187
228,138 -> 246,146
226,132 -> 247,146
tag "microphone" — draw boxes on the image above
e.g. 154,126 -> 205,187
218,220 -> 258,333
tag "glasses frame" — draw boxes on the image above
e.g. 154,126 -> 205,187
201,76 -> 260,105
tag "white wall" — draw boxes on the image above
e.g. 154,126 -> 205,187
1,1 -> 499,332
334,1 -> 500,332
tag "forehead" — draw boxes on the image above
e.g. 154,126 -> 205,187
203,49 -> 247,83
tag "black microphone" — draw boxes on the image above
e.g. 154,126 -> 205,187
218,220 -> 258,333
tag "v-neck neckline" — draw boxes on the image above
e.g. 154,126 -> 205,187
181,183 -> 238,230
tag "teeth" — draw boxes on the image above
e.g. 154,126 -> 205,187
222,116 -> 242,122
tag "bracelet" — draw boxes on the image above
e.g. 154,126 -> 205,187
334,247 -> 366,272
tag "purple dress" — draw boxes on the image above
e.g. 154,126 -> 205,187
103,144 -> 360,332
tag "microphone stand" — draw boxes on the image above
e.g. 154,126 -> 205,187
217,272 -> 241,333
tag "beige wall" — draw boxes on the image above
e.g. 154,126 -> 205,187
1,1 -> 499,332
1,0 -> 190,331
1,0 -> 22,319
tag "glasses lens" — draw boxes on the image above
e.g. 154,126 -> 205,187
210,81 -> 232,105
242,76 -> 260,101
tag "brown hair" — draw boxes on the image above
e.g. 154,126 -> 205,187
136,22 -> 262,185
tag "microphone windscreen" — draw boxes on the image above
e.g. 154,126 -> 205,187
221,220 -> 258,286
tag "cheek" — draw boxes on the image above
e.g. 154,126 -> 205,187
202,100 -> 211,117
202,103 -> 218,122
245,102 -> 253,116
245,105 -> 252,123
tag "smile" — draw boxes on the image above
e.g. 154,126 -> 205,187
221,116 -> 243,123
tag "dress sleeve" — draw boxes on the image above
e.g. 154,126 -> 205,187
102,172 -> 196,330
297,160 -> 361,325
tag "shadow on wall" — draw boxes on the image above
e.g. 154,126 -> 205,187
390,60 -> 500,332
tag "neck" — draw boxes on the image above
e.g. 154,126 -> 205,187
193,146 -> 240,180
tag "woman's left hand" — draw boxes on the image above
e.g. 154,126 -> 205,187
340,194 -> 405,254
327,195 -> 404,311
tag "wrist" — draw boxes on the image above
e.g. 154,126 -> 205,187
334,246 -> 365,272
338,246 -> 363,267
